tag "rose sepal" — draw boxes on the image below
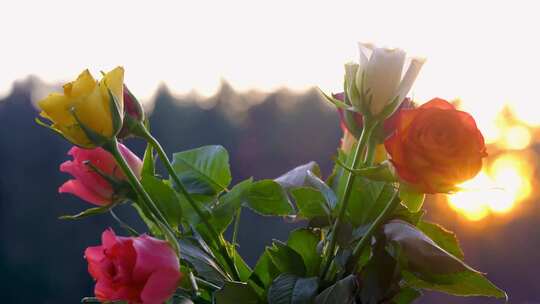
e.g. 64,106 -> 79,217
318,87 -> 356,111
107,87 -> 124,137
59,201 -> 121,220
34,117 -> 93,149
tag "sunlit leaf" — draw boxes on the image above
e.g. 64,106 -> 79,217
398,184 -> 425,212
244,180 -> 293,216
172,145 -> 231,195
291,187 -> 329,219
384,220 -> 506,299
417,221 -> 464,260
275,161 -> 321,190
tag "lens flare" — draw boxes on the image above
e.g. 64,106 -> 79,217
499,125 -> 532,150
447,153 -> 532,220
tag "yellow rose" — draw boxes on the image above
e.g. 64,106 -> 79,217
37,67 -> 124,147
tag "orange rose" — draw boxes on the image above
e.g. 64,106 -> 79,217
384,98 -> 487,193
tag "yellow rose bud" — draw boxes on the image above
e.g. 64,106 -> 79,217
37,67 -> 125,147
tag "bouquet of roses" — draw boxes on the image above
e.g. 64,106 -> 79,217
35,43 -> 506,303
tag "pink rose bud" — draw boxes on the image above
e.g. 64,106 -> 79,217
123,85 -> 145,122
118,85 -> 145,139
85,229 -> 181,304
59,144 -> 142,206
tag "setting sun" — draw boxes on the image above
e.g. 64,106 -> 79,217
447,153 -> 533,221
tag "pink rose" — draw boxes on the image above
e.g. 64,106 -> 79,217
59,144 -> 142,206
85,229 -> 181,304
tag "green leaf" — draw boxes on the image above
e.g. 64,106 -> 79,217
267,274 -> 319,304
305,171 -> 338,210
314,275 -> 358,304
291,187 -> 329,219
266,241 -> 306,276
286,229 -> 321,277
141,174 -> 183,228
398,184 -> 425,212
209,179 -> 253,233
178,238 -> 228,285
391,287 -> 422,304
172,145 -> 232,195
417,221 -> 464,260
245,180 -> 293,216
359,242 -> 398,304
347,180 -> 394,226
59,205 -> 114,220
391,203 -> 425,226
251,251 -> 281,289
402,271 -> 506,299
213,281 -> 260,304
384,220 -> 470,274
180,193 -> 213,227
231,246 -> 253,282
384,220 -> 506,299
275,161 -> 321,190
142,141 -> 155,176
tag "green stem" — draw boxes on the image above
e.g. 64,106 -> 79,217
349,190 -> 400,273
231,208 -> 242,266
137,124 -> 241,281
364,136 -> 377,166
321,121 -> 376,280
232,208 -> 242,247
106,138 -> 180,254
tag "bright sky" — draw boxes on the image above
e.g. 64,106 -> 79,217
1,0 -> 539,127
2,0 -> 538,221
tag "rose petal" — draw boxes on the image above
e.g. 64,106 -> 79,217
140,269 -> 181,304
59,180 -> 110,206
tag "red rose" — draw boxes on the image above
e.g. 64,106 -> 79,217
85,229 -> 181,304
384,98 -> 487,193
59,144 -> 142,206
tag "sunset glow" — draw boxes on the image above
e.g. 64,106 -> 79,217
447,153 -> 533,221
2,0 -> 539,222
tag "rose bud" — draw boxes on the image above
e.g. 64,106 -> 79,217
351,43 -> 424,116
85,229 -> 181,304
118,85 -> 145,139
384,98 -> 487,193
336,93 -> 414,139
336,93 -> 414,159
59,144 -> 142,206
37,67 -> 125,147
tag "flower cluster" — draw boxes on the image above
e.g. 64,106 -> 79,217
34,43 -> 505,304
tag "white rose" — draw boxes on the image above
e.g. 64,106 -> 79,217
354,43 -> 425,115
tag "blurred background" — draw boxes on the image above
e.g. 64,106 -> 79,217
1,0 -> 539,303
